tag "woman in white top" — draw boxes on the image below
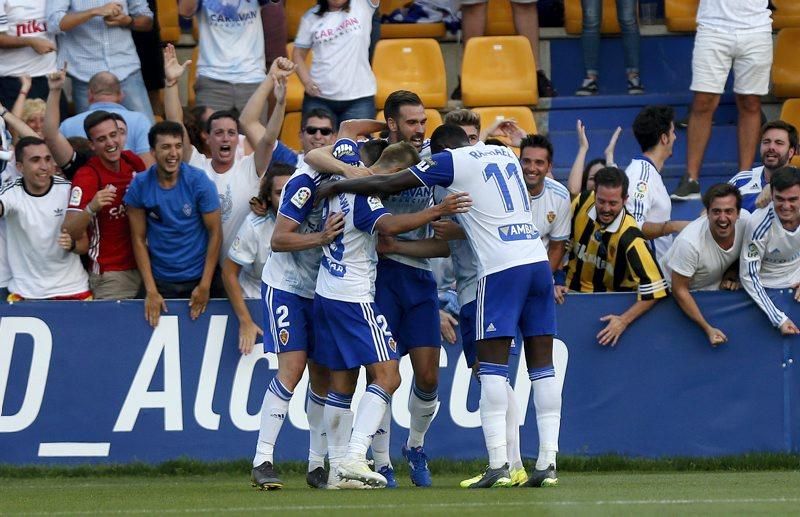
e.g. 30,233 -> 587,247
292,0 -> 379,128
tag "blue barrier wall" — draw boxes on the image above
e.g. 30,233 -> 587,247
1,290 -> 798,464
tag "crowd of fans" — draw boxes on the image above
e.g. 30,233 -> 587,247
0,0 -> 797,346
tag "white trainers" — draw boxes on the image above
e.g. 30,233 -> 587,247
337,459 -> 387,488
326,463 -> 371,490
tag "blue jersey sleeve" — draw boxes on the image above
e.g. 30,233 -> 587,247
332,138 -> 361,166
278,173 -> 316,224
195,171 -> 221,213
272,140 -> 299,166
353,194 -> 389,234
408,151 -> 454,188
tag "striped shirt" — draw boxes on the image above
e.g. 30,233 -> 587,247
566,191 -> 668,300
729,166 -> 766,213
46,0 -> 152,82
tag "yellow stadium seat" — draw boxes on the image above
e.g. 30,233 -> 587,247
287,0 -> 317,40
772,29 -> 800,98
779,99 -> 800,166
664,0 -> 698,32
156,0 -> 180,44
373,39 -> 447,110
486,0 -> 515,36
564,0 -> 622,35
773,0 -> 800,29
461,36 -> 537,107
280,111 -> 303,153
379,0 -> 446,38
188,46 -> 199,107
286,43 -> 313,113
473,107 -> 537,147
375,109 -> 442,140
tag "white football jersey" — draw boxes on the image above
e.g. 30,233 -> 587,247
728,166 -> 765,213
740,205 -> 800,327
530,177 -> 571,248
261,164 -> 325,299
625,156 -> 673,261
228,211 -> 275,298
315,190 -> 389,303
0,177 -> 89,298
660,213 -> 749,291
409,142 -> 548,278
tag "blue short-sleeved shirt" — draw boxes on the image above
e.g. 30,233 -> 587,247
124,163 -> 220,282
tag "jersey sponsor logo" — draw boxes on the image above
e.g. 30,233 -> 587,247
367,196 -> 382,211
546,211 -> 556,224
69,187 -> 82,207
182,203 -> 192,217
498,223 -> 540,242
322,257 -> 346,277
291,187 -> 311,209
279,328 -> 290,346
746,243 -> 759,259
332,143 -> 357,164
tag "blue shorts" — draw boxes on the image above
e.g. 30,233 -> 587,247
460,300 -> 477,368
313,294 -> 399,371
261,284 -> 315,355
375,258 -> 440,355
476,261 -> 556,341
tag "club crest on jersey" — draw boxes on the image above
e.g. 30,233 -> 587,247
291,187 -> 311,208
232,236 -> 241,250
182,203 -> 192,216
747,243 -> 759,259
279,328 -> 290,346
546,211 -> 556,223
69,186 -> 82,207
498,223 -> 539,242
367,196 -> 382,211
387,337 -> 397,352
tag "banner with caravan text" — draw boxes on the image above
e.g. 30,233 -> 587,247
1,290 -> 798,464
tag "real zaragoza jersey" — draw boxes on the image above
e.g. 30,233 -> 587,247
261,164 -> 325,299
625,155 -> 673,260
409,142 -> 548,278
729,166 -> 766,214
740,205 -> 800,327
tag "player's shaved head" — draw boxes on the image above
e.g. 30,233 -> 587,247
372,142 -> 420,172
430,124 -> 470,154
360,139 -> 389,167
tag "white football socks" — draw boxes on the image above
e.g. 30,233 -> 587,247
406,383 -> 438,449
307,389 -> 327,472
253,377 -> 292,467
530,366 -> 561,470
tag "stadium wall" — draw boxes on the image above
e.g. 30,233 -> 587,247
1,290 -> 797,464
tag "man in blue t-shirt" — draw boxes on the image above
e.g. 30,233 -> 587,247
124,121 -> 222,327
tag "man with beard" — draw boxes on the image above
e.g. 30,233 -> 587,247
660,184 -> 749,346
729,121 -> 798,213
625,105 -> 690,261
740,166 -> 800,335
566,166 -> 668,346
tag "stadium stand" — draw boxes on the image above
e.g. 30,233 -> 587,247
156,0 -> 181,44
379,0 -> 447,39
486,0 -> 515,36
286,43 -> 312,113
461,35 -> 538,107
280,111 -> 303,153
187,46 -> 199,107
287,0 -> 317,41
772,0 -> 800,29
564,0 -> 622,35
779,99 -> 800,166
473,106 -> 538,141
372,39 -> 447,110
772,28 -> 800,98
664,0 -> 698,32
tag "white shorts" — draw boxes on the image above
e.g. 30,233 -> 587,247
690,28 -> 773,96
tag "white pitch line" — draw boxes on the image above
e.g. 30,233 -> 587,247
9,497 -> 800,516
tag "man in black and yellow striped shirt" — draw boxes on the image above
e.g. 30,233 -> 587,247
565,167 -> 668,346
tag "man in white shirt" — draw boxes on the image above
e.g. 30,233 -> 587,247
625,105 -> 690,261
0,136 -> 90,300
740,166 -> 800,335
661,183 -> 749,346
0,0 -> 57,108
729,120 -> 797,213
672,0 -> 774,200
178,0 -> 266,114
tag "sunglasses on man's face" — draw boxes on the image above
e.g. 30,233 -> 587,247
304,126 -> 333,136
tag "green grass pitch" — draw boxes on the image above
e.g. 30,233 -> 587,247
3,470 -> 800,516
